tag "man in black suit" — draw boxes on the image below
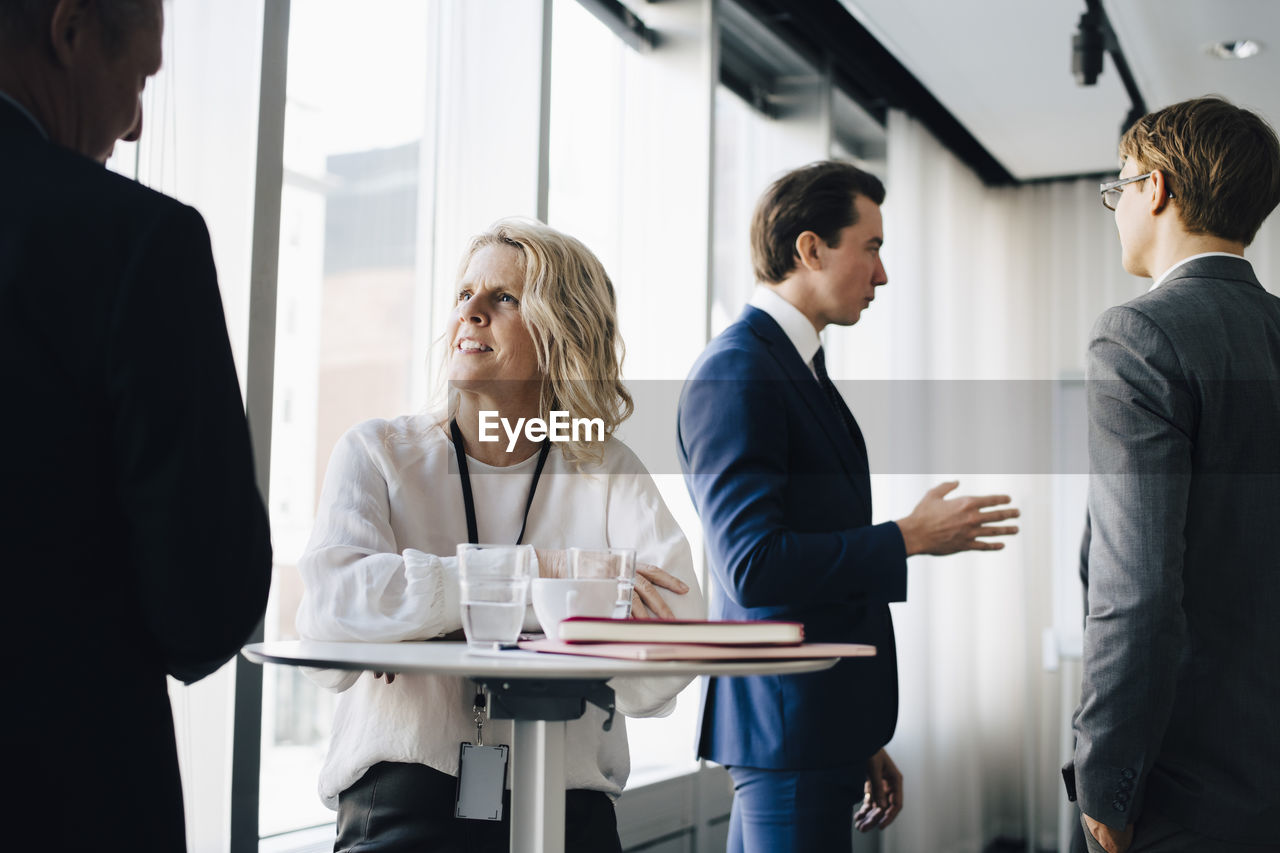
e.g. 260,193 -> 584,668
0,1 -> 272,848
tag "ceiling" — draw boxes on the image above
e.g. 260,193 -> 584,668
836,0 -> 1280,182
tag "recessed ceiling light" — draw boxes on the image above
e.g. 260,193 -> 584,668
1205,40 -> 1262,60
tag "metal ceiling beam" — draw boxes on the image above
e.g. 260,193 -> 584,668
730,0 -> 1017,185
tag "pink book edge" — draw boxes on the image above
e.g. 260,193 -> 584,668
558,617 -> 805,628
517,639 -> 876,661
556,617 -> 806,645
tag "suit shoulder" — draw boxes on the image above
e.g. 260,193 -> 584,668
1090,300 -> 1171,346
26,142 -> 204,235
686,321 -> 779,381
1105,277 -> 1280,342
1088,304 -> 1190,383
103,171 -> 207,238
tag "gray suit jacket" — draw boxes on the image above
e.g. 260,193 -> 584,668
1073,256 -> 1280,844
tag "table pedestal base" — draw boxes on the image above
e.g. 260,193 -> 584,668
483,678 -> 616,853
511,719 -> 565,853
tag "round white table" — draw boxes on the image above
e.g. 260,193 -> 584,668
242,640 -> 840,853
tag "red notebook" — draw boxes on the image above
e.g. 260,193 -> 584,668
518,638 -> 875,662
555,617 -> 804,646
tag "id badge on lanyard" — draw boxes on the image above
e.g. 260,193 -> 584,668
456,689 -> 508,820
450,420 -> 548,820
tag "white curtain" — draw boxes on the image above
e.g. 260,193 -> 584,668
827,109 -> 1139,853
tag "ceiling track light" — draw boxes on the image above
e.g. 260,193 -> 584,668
1205,40 -> 1263,60
1069,0 -> 1147,137
1072,9 -> 1106,86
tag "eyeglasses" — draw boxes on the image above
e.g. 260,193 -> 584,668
1099,172 -> 1175,211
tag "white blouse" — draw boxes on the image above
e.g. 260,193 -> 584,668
297,413 -> 705,808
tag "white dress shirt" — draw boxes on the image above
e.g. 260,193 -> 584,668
748,286 -> 822,376
297,413 -> 705,808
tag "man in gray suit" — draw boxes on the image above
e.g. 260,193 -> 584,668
1070,97 -> 1280,853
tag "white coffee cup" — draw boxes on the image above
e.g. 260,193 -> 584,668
530,577 -> 618,641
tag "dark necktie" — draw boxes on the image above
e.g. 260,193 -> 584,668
812,346 -> 869,464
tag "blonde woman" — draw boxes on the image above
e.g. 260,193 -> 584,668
297,219 -> 704,852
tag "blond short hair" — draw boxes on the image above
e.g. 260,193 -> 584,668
445,218 -> 633,466
1119,97 -> 1280,246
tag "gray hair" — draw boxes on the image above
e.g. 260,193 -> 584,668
0,0 -> 159,53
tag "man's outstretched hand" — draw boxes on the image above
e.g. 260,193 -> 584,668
896,481 -> 1020,557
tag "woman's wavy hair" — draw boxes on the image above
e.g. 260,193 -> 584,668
442,218 -> 633,466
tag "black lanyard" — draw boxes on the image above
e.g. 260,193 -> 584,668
450,418 -> 551,545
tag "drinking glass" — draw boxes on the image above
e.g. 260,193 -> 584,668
567,547 -> 636,619
457,543 -> 533,651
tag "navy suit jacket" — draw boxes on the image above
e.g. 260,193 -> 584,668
677,305 -> 907,769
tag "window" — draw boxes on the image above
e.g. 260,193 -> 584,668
260,0 -> 431,837
262,0 -> 551,840
712,0 -> 830,334
547,0 -> 706,786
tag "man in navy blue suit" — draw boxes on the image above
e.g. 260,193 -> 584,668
678,160 -> 1020,852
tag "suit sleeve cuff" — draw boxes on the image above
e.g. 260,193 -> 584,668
874,520 -> 909,602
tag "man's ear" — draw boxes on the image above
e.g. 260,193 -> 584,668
49,0 -> 93,68
1148,169 -> 1174,214
794,231 -> 823,272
